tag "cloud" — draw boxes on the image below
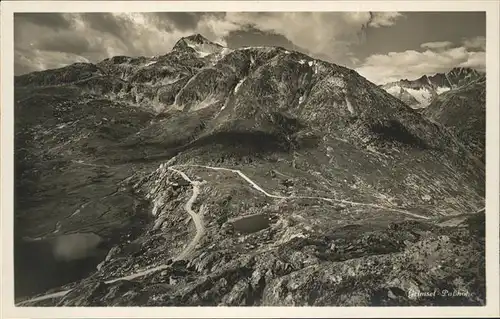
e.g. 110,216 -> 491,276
34,32 -> 94,55
420,41 -> 453,50
14,12 -> 405,75
367,12 -> 404,27
206,12 -> 404,64
14,13 -> 198,74
356,40 -> 486,84
196,14 -> 242,45
15,48 -> 90,74
14,13 -> 72,29
224,12 -> 361,57
12,11 -> 484,86
149,12 -> 203,31
78,13 -> 133,42
462,36 -> 486,51
458,51 -> 486,70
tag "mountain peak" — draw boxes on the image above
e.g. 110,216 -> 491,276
173,34 -> 223,48
172,34 -> 224,57
448,66 -> 473,73
182,33 -> 213,44
446,67 -> 482,78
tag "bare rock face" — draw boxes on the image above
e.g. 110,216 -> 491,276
422,78 -> 486,163
14,34 -> 485,306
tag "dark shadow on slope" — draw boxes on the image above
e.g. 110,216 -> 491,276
370,119 -> 431,149
186,130 -> 292,153
268,112 -> 305,135
123,130 -> 294,164
113,111 -> 314,164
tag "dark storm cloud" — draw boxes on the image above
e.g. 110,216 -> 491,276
150,12 -> 202,31
148,12 -> 227,32
14,13 -> 72,29
14,60 -> 35,76
35,32 -> 94,55
77,13 -> 146,57
226,27 -> 297,50
78,13 -> 131,42
14,13 -> 75,48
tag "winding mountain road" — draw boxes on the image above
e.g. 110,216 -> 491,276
106,167 -> 205,284
176,164 -> 432,220
167,168 -> 206,261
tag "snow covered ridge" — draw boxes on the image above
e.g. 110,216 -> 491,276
382,84 -> 440,108
381,67 -> 485,109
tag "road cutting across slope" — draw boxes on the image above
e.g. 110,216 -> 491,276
175,164 -> 432,220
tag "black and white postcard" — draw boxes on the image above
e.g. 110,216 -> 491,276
1,1 -> 499,318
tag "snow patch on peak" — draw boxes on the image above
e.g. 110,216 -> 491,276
308,60 -> 319,74
385,85 -> 402,96
238,46 -> 270,52
143,60 -> 157,67
197,51 -> 212,57
234,78 -> 246,93
184,38 -> 224,58
405,87 -> 433,106
345,96 -> 355,115
220,47 -> 233,56
436,86 -> 451,95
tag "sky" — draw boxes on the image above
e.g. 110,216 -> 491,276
13,12 -> 486,84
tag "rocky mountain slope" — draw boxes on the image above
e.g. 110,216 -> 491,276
422,77 -> 486,163
14,34 -> 485,306
381,67 -> 485,108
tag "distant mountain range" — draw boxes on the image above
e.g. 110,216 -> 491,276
381,67 -> 485,108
